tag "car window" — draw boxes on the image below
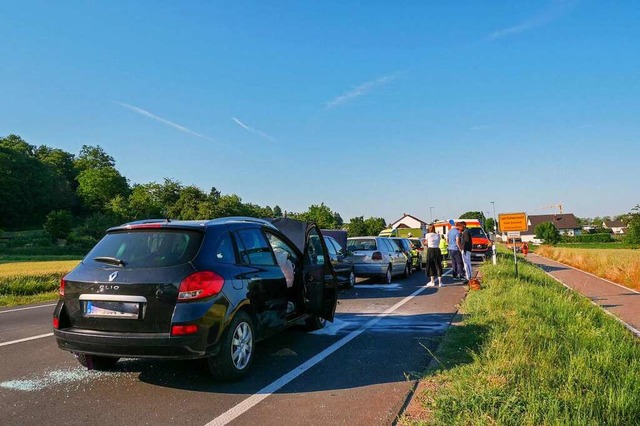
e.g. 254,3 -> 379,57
330,237 -> 344,253
212,231 -> 236,264
347,238 -> 376,251
85,230 -> 203,269
409,239 -> 422,249
305,228 -> 326,265
324,237 -> 337,256
236,229 -> 276,266
266,232 -> 299,264
379,239 -> 392,252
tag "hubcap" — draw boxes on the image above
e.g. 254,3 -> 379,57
231,322 -> 253,370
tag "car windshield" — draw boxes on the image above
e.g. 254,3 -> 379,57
347,239 -> 377,251
409,239 -> 422,249
84,229 -> 204,269
468,228 -> 488,238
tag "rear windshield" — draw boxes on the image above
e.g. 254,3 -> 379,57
347,239 -> 377,251
84,229 -> 204,268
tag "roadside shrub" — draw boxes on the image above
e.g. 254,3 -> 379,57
74,212 -> 120,240
44,210 -> 74,240
535,222 -> 560,245
561,233 -> 614,244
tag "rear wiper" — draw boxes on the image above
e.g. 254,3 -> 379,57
93,256 -> 126,267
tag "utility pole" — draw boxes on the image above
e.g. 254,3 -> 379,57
491,201 -> 497,265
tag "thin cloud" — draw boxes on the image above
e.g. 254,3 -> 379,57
469,125 -> 494,131
487,1 -> 577,41
231,117 -> 276,142
325,72 -> 402,109
114,101 -> 216,142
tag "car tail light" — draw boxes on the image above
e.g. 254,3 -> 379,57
59,277 -> 66,297
53,317 -> 59,329
128,223 -> 163,229
372,251 -> 383,260
171,324 -> 199,336
178,271 -> 224,301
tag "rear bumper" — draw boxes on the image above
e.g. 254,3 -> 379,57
352,262 -> 387,277
54,328 -> 213,359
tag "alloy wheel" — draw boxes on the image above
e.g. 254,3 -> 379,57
231,321 -> 253,370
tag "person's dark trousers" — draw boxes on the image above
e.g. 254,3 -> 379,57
449,249 -> 463,277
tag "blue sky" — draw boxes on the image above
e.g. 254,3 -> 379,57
2,1 -> 638,223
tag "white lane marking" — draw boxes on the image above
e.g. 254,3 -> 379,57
205,272 -> 451,426
0,333 -> 54,348
532,254 -> 640,295
0,303 -> 56,314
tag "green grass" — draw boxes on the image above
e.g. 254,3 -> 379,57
409,255 -> 640,425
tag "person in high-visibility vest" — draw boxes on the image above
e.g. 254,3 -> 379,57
439,233 -> 449,269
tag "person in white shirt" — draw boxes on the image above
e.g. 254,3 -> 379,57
422,224 -> 443,287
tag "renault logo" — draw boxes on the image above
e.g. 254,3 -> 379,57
108,271 -> 118,282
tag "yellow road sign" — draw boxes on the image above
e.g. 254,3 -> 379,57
498,212 -> 528,232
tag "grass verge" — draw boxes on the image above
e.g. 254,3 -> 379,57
0,260 -> 79,307
402,255 -> 640,425
536,245 -> 640,291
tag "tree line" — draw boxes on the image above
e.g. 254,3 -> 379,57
0,134 -> 387,244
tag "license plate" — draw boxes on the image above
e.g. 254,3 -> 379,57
83,301 -> 140,319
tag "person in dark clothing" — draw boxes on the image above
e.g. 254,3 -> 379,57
456,221 -> 473,282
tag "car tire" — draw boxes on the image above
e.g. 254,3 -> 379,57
75,353 -> 120,370
345,269 -> 355,289
208,310 -> 255,381
402,263 -> 410,278
305,314 -> 327,331
381,266 -> 392,284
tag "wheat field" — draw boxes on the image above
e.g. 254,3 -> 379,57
536,246 -> 640,291
0,260 -> 80,278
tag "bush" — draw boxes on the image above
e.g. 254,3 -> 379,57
43,210 -> 74,240
74,213 -> 120,240
535,222 -> 560,245
561,233 -> 614,244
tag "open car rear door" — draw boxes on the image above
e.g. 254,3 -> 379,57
303,224 -> 337,322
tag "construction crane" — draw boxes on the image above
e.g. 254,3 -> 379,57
535,204 -> 564,214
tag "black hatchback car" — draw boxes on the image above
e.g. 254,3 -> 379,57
53,217 -> 337,380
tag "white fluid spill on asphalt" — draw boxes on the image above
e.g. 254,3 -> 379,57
0,367 -> 117,392
353,283 -> 402,290
310,318 -> 348,336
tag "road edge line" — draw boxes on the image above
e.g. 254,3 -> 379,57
0,333 -> 54,347
0,303 -> 56,315
205,278 -> 444,426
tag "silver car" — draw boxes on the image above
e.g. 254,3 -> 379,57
346,236 -> 409,283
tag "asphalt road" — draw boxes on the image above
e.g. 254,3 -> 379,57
0,269 -> 468,426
